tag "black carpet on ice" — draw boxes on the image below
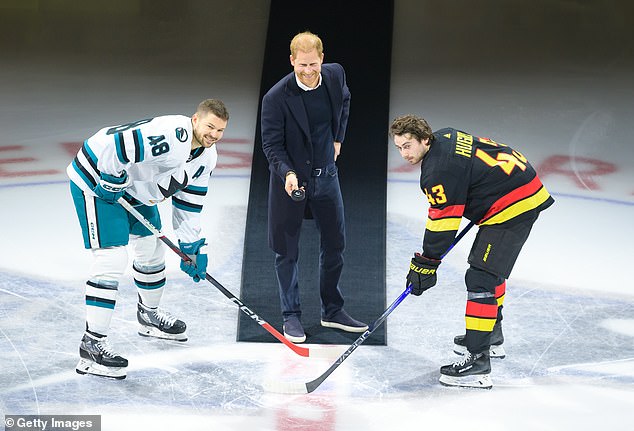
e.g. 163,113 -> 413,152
238,0 -> 393,345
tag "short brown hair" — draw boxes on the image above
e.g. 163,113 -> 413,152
197,99 -> 229,121
389,115 -> 433,142
290,31 -> 323,58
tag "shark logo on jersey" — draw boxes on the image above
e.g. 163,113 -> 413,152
158,172 -> 189,198
175,127 -> 188,142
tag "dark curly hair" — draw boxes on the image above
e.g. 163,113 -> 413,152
389,115 -> 433,142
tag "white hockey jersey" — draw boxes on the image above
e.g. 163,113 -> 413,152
67,115 -> 217,243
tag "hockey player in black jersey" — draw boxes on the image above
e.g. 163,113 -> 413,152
390,115 -> 554,389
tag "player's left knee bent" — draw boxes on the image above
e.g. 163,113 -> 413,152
133,235 -> 165,271
465,266 -> 504,296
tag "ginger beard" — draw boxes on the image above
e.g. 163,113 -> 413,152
291,49 -> 323,89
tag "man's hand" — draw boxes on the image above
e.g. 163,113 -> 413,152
285,170 -> 299,197
407,253 -> 440,295
334,142 -> 341,161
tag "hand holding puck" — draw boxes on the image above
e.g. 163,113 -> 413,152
291,188 -> 305,202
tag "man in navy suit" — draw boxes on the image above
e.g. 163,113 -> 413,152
261,31 -> 368,343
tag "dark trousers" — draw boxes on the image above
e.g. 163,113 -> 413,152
464,212 -> 539,353
275,165 -> 346,320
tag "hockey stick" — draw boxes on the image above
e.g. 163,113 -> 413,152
117,197 -> 335,359
263,220 -> 476,394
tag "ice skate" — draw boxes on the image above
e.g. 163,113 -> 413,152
453,321 -> 505,359
137,302 -> 187,341
76,332 -> 128,379
439,351 -> 492,389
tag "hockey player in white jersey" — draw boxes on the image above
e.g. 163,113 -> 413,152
67,99 -> 229,379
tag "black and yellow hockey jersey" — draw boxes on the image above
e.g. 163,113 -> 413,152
420,128 -> 554,259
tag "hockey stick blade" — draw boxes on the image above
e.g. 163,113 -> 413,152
206,274 -> 338,359
264,286 -> 411,394
263,221 -> 476,394
117,197 -> 333,359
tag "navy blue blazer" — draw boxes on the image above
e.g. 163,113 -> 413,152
261,63 -> 351,255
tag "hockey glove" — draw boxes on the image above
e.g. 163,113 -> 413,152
94,171 -> 130,203
179,238 -> 208,282
407,253 -> 440,296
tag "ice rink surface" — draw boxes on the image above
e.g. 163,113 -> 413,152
1,1 -> 633,430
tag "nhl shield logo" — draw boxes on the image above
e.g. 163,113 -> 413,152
175,127 -> 188,142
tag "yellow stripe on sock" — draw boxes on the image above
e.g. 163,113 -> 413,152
465,316 -> 496,332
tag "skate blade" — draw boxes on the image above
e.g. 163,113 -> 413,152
453,344 -> 506,359
439,373 -> 492,389
489,344 -> 506,359
138,325 -> 188,342
76,359 -> 126,379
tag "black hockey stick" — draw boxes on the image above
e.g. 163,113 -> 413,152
118,197 -> 337,359
263,220 -> 476,394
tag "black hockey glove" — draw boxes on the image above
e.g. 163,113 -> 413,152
407,253 -> 440,296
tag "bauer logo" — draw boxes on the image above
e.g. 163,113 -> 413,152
483,243 -> 492,262
175,127 -> 188,142
410,263 -> 436,274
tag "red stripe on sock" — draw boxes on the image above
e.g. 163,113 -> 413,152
465,301 -> 498,318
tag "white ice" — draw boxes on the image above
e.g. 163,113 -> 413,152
1,1 -> 633,430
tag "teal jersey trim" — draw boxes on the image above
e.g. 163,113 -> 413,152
184,185 -> 208,196
133,129 -> 144,162
114,133 -> 129,164
172,196 -> 203,213
72,159 -> 95,189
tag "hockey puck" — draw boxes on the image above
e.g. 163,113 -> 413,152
291,189 -> 305,202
